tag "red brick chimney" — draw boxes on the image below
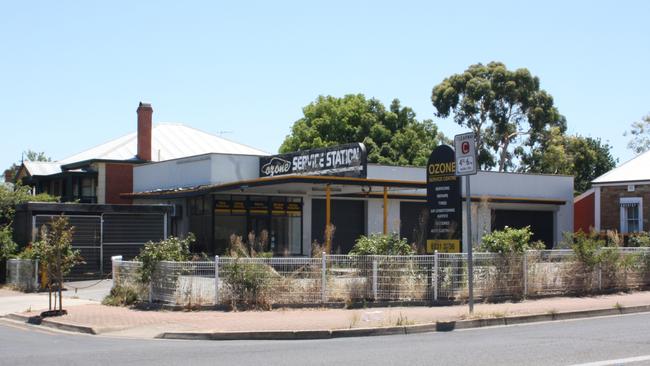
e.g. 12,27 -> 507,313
136,102 -> 153,161
4,169 -> 15,183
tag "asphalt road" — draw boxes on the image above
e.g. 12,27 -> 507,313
2,313 -> 650,366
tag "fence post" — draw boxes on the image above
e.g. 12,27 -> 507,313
34,259 -> 39,290
433,251 -> 439,302
148,263 -> 154,303
111,255 -> 122,281
523,251 -> 528,298
214,255 -> 220,306
321,252 -> 327,303
598,263 -> 602,291
16,260 -> 20,287
372,259 -> 378,301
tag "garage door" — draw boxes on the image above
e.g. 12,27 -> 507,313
492,210 -> 554,248
312,199 -> 365,254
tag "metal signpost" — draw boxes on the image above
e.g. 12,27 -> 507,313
454,132 -> 477,313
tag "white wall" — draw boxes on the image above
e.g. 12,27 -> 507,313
133,153 -> 261,192
368,165 -> 574,248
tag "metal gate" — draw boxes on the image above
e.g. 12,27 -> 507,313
34,215 -> 102,279
33,213 -> 167,279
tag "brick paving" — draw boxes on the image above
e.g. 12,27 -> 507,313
16,291 -> 650,338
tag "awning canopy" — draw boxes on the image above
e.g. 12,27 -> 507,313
123,174 -> 566,205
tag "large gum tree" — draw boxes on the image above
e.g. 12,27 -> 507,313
431,61 -> 566,172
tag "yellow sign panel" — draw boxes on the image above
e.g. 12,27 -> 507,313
426,239 -> 461,253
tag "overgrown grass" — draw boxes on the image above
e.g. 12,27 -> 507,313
102,284 -> 139,306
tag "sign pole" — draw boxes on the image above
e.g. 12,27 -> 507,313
453,131 -> 477,315
466,175 -> 474,313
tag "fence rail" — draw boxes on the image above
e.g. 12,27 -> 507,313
6,259 -> 39,292
110,248 -> 650,307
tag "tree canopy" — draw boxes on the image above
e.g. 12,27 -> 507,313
519,128 -> 617,194
431,61 -> 566,171
624,114 -> 650,154
280,94 -> 447,166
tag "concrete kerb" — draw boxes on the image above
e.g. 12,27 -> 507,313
3,312 -> 96,335
5,304 -> 650,340
157,305 -> 650,340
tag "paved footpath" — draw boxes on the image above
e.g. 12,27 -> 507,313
6,290 -> 650,339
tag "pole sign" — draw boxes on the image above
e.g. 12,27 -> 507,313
259,143 -> 367,178
426,145 -> 462,253
454,132 -> 477,176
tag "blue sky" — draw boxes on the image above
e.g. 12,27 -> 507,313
1,1 -> 649,172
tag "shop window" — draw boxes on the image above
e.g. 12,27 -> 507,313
620,197 -> 643,234
212,195 -> 303,256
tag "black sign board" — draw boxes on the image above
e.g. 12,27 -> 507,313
426,145 -> 462,253
259,143 -> 367,178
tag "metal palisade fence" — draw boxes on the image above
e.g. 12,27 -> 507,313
109,248 -> 650,307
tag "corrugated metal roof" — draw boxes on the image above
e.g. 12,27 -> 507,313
593,150 -> 650,184
59,123 -> 268,165
22,161 -> 62,176
23,123 -> 268,177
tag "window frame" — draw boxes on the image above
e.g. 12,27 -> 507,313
620,197 -> 643,234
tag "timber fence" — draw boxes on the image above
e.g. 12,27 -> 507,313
110,249 -> 650,307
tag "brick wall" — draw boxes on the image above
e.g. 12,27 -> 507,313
600,185 -> 650,232
104,163 -> 133,204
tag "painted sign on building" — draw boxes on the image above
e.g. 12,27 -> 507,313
259,143 -> 367,178
426,145 -> 462,253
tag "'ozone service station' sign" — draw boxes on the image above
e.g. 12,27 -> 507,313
426,145 -> 462,253
259,143 -> 367,178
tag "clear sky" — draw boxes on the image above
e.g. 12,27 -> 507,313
1,1 -> 649,172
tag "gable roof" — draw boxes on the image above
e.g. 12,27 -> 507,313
60,123 -> 268,165
21,161 -> 62,176
593,150 -> 650,184
22,123 -> 269,177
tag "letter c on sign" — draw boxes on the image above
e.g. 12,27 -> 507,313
461,141 -> 470,155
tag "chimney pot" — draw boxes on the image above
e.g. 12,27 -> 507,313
136,102 -> 153,161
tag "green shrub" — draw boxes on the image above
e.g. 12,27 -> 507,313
0,226 -> 17,261
479,226 -> 545,254
135,234 -> 195,284
349,233 -> 415,255
628,232 -> 650,247
222,259 -> 274,309
102,284 -> 139,306
564,230 -> 605,269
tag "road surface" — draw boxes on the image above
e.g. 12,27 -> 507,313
1,312 -> 650,366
